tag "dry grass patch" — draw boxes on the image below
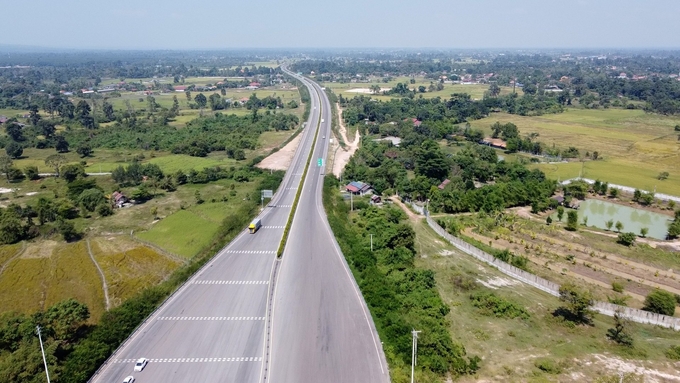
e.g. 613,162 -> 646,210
90,237 -> 181,307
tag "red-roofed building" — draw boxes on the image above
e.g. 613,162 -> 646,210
437,179 -> 451,190
174,86 -> 187,92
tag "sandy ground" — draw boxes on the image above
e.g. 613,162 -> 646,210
256,132 -> 303,171
331,104 -> 361,176
344,88 -> 391,94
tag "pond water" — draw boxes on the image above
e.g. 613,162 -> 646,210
552,199 -> 672,240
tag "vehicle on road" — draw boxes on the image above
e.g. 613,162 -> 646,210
322,135 -> 325,139
133,358 -> 147,372
123,376 -> 135,383
321,119 -> 324,123
249,218 -> 262,234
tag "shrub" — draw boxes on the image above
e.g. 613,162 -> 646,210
469,292 -> 530,319
642,289 -> 676,316
97,203 -> 113,217
534,358 -> 562,374
606,311 -> 633,346
617,232 -> 636,247
24,165 -> 40,180
612,281 -> 624,293
666,345 -> 680,360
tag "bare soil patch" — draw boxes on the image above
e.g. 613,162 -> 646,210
331,103 -> 361,176
257,132 -> 303,171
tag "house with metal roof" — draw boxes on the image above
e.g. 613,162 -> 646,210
345,181 -> 372,195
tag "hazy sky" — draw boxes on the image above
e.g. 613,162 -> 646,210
2,0 -> 679,50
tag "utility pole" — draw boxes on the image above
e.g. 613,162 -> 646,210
370,234 -> 373,252
411,329 -> 421,383
350,192 -> 353,211
36,326 -> 51,383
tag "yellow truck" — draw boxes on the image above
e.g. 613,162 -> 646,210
249,218 -> 262,234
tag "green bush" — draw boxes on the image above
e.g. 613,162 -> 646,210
642,289 -> 676,316
617,232 -> 637,247
469,292 -> 530,319
534,358 -> 562,374
612,281 -> 624,293
665,345 -> 680,360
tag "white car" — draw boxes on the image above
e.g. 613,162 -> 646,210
123,377 -> 135,383
134,358 -> 148,372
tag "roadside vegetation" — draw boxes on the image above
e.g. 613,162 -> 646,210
323,176 -> 480,382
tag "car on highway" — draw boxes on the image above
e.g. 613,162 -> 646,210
133,358 -> 148,372
322,135 -> 325,139
123,376 -> 135,383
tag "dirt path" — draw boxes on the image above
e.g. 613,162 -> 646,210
257,132 -> 303,171
86,238 -> 111,311
332,104 -> 361,177
390,196 -> 421,222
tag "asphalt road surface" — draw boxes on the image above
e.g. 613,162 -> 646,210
90,68 -> 322,383
266,72 -> 390,382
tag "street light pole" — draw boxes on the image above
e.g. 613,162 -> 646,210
36,326 -> 51,383
370,234 -> 373,252
411,329 -> 421,383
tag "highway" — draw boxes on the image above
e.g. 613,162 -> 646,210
266,71 -> 390,382
90,68 -> 322,383
90,67 -> 389,383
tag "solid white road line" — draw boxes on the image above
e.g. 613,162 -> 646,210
113,357 -> 262,363
191,280 -> 269,285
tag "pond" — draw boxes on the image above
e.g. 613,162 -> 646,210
552,199 -> 672,240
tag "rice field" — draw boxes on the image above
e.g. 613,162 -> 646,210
469,109 -> 680,196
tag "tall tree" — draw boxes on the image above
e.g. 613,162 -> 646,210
415,140 -> 450,181
5,142 -> 22,159
102,101 -> 116,121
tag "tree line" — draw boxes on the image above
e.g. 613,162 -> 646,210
323,177 -> 480,380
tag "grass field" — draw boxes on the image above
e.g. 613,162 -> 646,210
147,153 -> 238,173
136,209 -> 220,258
408,216 -> 680,381
90,237 -> 181,307
469,109 -> 680,196
0,108 -> 28,118
322,76 -> 514,101
134,178 -> 260,258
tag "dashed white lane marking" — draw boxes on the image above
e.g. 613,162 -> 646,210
285,187 -> 297,190
157,316 -> 265,321
273,204 -> 292,208
113,357 -> 262,363
262,226 -> 284,229
226,250 -> 276,254
191,280 -> 269,285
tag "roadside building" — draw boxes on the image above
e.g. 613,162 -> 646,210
345,181 -> 372,196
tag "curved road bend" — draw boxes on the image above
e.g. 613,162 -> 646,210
90,69 -> 322,383
266,70 -> 390,382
